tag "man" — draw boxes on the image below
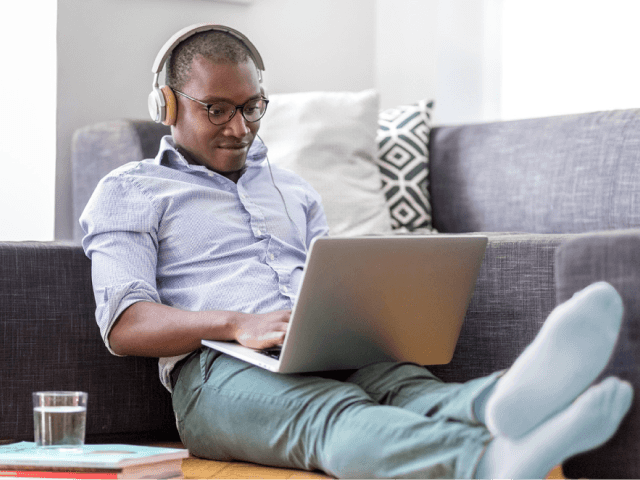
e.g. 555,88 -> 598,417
81,26 -> 632,478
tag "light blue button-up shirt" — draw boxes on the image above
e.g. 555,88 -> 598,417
80,135 -> 329,391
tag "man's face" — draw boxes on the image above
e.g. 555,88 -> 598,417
172,55 -> 262,181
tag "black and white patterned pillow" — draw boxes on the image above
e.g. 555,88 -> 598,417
376,99 -> 435,232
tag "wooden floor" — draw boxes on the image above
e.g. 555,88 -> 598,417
156,442 -> 565,479
182,457 -> 332,479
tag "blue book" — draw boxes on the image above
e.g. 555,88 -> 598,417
0,442 -> 189,478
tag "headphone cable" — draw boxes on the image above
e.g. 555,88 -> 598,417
259,135 -> 308,254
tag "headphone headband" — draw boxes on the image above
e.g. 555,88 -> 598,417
151,23 -> 265,75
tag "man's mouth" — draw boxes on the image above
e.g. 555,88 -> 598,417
218,143 -> 249,150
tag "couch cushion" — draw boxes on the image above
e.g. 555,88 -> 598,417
429,109 -> 640,233
555,229 -> 640,479
376,100 -> 435,232
0,242 -> 178,443
429,233 -> 570,383
258,89 -> 392,236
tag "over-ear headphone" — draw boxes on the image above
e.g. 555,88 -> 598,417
148,23 -> 265,126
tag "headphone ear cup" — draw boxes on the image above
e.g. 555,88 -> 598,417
161,85 -> 178,126
148,87 -> 164,123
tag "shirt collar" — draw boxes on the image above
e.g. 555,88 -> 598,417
155,135 -> 268,174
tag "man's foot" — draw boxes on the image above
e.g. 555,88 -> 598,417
484,281 -> 623,438
475,377 -> 633,479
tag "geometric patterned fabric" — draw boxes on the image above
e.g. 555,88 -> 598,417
376,99 -> 436,232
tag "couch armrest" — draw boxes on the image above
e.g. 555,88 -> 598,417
555,229 -> 640,479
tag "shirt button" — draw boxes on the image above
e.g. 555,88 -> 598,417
269,253 -> 275,261
283,286 -> 289,293
256,229 -> 262,236
207,171 -> 214,177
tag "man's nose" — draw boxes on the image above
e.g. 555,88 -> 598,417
225,110 -> 250,136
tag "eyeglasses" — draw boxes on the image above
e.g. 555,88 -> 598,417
173,89 -> 269,125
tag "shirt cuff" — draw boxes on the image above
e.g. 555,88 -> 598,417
96,281 -> 162,356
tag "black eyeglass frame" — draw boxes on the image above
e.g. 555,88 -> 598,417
173,89 -> 269,125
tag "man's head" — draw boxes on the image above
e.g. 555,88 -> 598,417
166,31 -> 255,91
167,30 -> 265,182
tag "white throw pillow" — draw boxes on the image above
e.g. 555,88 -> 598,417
258,89 -> 392,236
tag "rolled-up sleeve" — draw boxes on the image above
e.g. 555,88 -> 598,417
79,172 -> 161,355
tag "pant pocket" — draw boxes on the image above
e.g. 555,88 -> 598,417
200,347 -> 223,384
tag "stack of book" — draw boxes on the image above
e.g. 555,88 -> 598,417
0,442 -> 189,479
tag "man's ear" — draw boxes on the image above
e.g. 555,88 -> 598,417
260,85 -> 268,98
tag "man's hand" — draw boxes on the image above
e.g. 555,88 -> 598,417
233,310 -> 291,350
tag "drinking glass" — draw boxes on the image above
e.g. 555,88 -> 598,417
33,391 -> 88,448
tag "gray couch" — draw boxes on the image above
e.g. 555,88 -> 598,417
2,109 -> 639,478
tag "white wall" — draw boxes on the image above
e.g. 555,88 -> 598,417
501,0 -> 640,120
375,0 -> 439,110
55,0 -> 376,240
375,0 -> 501,124
0,1 -> 57,241
433,0 -> 502,124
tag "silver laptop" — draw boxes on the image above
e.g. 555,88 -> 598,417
202,235 -> 487,373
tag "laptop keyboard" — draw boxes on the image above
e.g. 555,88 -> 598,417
260,346 -> 282,360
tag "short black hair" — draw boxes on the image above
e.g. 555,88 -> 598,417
167,30 -> 255,90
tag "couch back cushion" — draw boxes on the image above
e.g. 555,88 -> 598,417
72,120 -> 170,243
429,109 -> 640,233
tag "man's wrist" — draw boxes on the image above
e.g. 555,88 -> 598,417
205,309 -> 246,343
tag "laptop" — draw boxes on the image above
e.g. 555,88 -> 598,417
202,234 -> 487,373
